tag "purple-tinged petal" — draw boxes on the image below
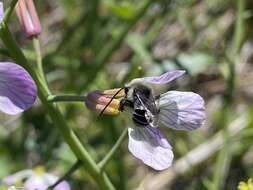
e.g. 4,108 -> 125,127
145,126 -> 172,149
24,173 -> 70,190
54,181 -> 71,190
0,62 -> 37,115
0,2 -> 3,22
158,91 -> 205,130
44,173 -> 70,190
24,176 -> 47,190
128,70 -> 185,86
128,70 -> 185,96
2,170 -> 33,185
142,70 -> 185,84
128,126 -> 173,170
85,90 -> 121,115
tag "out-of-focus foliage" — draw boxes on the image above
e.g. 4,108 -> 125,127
0,0 -> 253,189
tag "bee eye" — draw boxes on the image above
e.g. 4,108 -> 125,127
124,87 -> 129,95
143,88 -> 151,97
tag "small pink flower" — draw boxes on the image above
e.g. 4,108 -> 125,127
15,0 -> 41,38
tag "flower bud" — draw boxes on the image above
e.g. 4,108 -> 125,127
85,89 -> 124,115
15,0 -> 41,38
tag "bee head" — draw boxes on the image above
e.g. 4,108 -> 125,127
126,80 -> 153,100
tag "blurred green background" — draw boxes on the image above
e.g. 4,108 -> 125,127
1,0 -> 253,189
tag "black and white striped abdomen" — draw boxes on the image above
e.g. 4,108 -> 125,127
132,109 -> 148,127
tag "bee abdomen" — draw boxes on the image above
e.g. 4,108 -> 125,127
132,109 -> 148,126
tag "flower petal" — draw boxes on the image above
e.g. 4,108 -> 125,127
53,181 -> 71,190
128,70 -> 185,96
44,173 -> 70,190
0,62 -> 37,115
142,70 -> 185,84
24,173 -> 70,190
2,170 -> 33,185
24,176 -> 48,190
128,126 -> 173,170
85,90 -> 121,115
158,91 -> 205,130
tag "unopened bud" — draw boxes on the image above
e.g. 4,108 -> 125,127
15,0 -> 41,38
85,89 -> 124,115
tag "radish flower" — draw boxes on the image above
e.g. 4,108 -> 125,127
86,70 -> 206,170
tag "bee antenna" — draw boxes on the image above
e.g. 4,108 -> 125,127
99,87 -> 124,117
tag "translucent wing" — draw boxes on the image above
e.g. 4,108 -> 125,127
134,92 -> 158,116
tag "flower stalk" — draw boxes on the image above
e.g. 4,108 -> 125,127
32,37 -> 45,81
47,95 -> 87,102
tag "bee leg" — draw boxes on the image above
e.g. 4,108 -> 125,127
119,99 -> 134,111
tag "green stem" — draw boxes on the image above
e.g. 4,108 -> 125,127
3,0 -> 18,24
47,95 -> 87,102
0,22 -> 114,190
32,37 -> 46,82
98,128 -> 128,170
32,37 -> 51,95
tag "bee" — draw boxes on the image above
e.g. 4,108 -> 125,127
99,80 -> 160,128
119,82 -> 159,128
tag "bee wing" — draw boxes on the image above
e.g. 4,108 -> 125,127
134,92 -> 158,116
128,125 -> 173,170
